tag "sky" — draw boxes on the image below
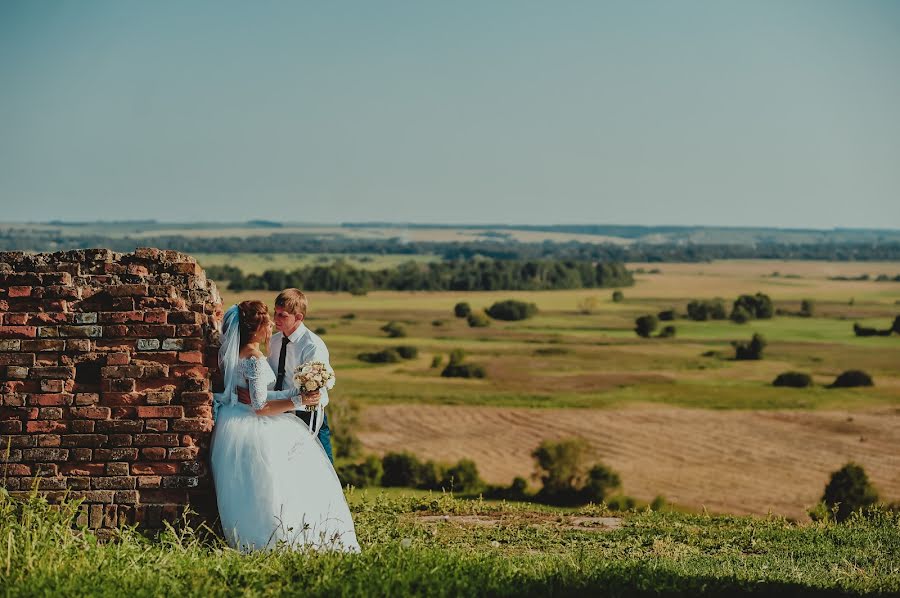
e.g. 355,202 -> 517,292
1,1 -> 899,229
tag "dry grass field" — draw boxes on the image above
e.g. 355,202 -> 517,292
219,259 -> 900,518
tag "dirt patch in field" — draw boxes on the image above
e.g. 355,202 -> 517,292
358,404 -> 900,520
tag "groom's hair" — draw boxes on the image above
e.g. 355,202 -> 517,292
275,288 -> 308,318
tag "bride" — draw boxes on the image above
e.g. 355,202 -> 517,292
210,300 -> 360,552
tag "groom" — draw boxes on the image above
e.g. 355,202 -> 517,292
237,288 -> 335,463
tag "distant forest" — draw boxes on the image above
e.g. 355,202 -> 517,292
207,260 -> 634,292
2,228 -> 899,262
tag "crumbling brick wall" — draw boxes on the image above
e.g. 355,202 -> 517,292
0,248 -> 221,530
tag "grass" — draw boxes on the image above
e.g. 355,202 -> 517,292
2,488 -> 899,597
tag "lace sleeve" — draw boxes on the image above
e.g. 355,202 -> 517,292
244,356 -> 298,411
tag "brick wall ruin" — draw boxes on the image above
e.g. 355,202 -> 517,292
0,248 -> 221,531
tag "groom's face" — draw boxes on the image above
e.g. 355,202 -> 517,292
274,306 -> 303,335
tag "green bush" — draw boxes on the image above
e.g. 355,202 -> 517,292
582,463 -> 621,503
612,290 -> 624,303
441,363 -> 486,379
799,299 -> 815,317
314,327 -> 327,335
441,459 -> 484,492
730,305 -> 751,324
381,452 -> 424,487
634,314 -> 658,338
773,371 -> 813,388
532,437 -> 592,505
395,346 -> 419,359
657,310 -> 676,321
822,462 -> 879,522
732,333 -> 766,360
340,313 -> 356,320
466,312 -> 490,327
657,325 -> 676,338
686,298 -> 727,321
336,455 -> 383,488
829,370 -> 874,388
731,293 -> 774,320
448,349 -> 465,365
485,300 -> 538,321
381,321 -> 407,338
453,302 -> 472,318
357,349 -> 402,363
430,355 -> 443,368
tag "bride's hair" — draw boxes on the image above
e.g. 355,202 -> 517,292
238,300 -> 270,346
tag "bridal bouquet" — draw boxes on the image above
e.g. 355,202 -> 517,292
292,361 -> 335,412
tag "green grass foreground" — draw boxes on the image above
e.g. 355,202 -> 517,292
2,489 -> 899,597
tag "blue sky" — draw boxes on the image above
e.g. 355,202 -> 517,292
1,1 -> 898,228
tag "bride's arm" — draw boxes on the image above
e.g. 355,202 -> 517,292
246,358 -> 305,416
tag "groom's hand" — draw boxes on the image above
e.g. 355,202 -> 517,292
301,390 -> 321,406
236,387 -> 250,405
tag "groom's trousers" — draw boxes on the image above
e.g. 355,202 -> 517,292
297,410 -> 334,464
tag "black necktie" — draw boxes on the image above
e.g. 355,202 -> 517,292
274,336 -> 290,391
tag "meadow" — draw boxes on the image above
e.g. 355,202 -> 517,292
216,259 -> 900,519
2,488 -> 899,597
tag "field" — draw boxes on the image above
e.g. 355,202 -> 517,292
3,490 -> 899,597
218,260 -> 900,519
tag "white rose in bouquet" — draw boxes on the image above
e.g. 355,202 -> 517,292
292,360 -> 335,411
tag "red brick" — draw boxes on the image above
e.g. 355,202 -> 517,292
107,284 -> 147,297
145,419 -> 168,432
94,448 -> 138,461
140,447 -> 167,460
25,420 -> 68,433
36,434 -> 61,447
183,405 -> 212,419
177,351 -> 203,364
135,406 -> 184,419
28,393 -> 73,406
71,406 -> 111,419
61,463 -> 105,476
167,447 -> 199,460
74,393 -> 100,406
2,463 -> 31,476
71,419 -> 96,433
0,326 -> 36,338
106,352 -> 130,365
4,313 -> 29,325
60,434 -> 108,448
8,286 -> 32,297
66,339 -> 92,352
143,310 -> 168,324
132,462 -> 180,476
180,391 -> 212,405
106,462 -> 129,476
134,433 -> 179,446
172,418 -> 212,432
107,434 -> 133,447
101,392 -> 145,406
137,476 -> 161,488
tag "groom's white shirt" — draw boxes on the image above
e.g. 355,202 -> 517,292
267,322 -> 332,408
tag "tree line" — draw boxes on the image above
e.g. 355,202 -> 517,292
208,259 -> 634,292
3,228 -> 900,261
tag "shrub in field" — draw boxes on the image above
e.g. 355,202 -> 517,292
634,314 -> 658,338
606,495 -> 637,511
582,463 -> 622,503
686,298 -> 727,321
431,319 -> 445,327
730,305 -> 751,324
829,370 -> 874,388
821,462 -> 879,522
336,455 -> 383,488
340,313 -> 356,320
612,290 -> 624,303
314,327 -> 327,335
532,437 -> 593,504
732,333 -> 766,360
430,355 -> 443,368
893,315 -> 900,334
657,309 -> 676,321
358,349 -> 402,363
731,293 -> 774,320
657,325 -> 676,338
799,299 -> 815,317
395,345 -> 419,359
381,321 -> 407,338
381,452 -> 425,487
454,302 -> 472,318
441,363 -> 486,379
486,300 -> 538,321
441,459 -> 484,492
466,312 -> 490,327
773,371 -> 814,388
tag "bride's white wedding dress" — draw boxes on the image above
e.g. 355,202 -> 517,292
210,355 -> 360,552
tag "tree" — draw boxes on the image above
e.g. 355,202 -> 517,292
582,463 -> 621,503
454,302 -> 472,318
800,299 -> 815,317
730,305 -> 751,324
380,321 -> 407,338
441,459 -> 483,492
829,370 -> 874,388
532,437 -> 592,503
336,455 -> 383,488
731,293 -> 774,320
634,314 -> 658,338
772,371 -> 813,388
822,463 -> 879,522
732,333 -> 766,360
466,312 -> 490,327
381,452 -> 424,487
486,300 -> 538,321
